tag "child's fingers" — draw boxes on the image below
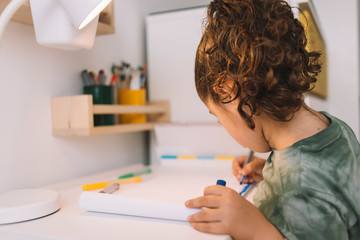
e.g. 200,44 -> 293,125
241,159 -> 266,183
239,162 -> 253,176
241,177 -> 254,184
203,185 -> 230,196
190,221 -> 227,234
232,156 -> 247,177
237,163 -> 252,181
188,208 -> 222,223
234,156 -> 247,167
185,195 -> 221,209
232,162 -> 240,177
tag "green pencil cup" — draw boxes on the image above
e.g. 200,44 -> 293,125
83,85 -> 115,126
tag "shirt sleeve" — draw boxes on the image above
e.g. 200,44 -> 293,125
272,191 -> 349,240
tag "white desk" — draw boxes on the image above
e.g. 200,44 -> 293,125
0,160 -> 256,240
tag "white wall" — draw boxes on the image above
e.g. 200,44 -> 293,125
146,0 -> 360,139
146,7 -> 214,123
0,0 -> 213,193
305,0 -> 359,139
0,0 -> 358,193
0,0 -> 149,193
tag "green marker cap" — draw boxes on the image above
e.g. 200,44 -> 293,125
118,168 -> 152,179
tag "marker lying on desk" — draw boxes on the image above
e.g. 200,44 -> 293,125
99,183 -> 119,194
118,168 -> 152,179
82,176 -> 142,191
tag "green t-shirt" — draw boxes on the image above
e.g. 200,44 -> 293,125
253,112 -> 360,239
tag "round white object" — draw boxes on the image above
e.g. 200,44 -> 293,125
0,189 -> 60,224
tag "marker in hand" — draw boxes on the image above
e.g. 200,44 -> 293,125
240,150 -> 254,185
216,179 -> 226,186
216,179 -> 254,197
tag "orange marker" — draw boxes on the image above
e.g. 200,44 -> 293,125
82,176 -> 142,191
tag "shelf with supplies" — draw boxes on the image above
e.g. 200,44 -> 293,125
0,0 -> 115,36
51,95 -> 170,137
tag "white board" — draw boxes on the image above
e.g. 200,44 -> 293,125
146,7 -> 215,123
154,122 -> 249,157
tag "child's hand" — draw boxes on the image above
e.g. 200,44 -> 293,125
232,155 -> 266,183
185,185 -> 283,240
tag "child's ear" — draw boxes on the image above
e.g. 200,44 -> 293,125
213,78 -> 238,101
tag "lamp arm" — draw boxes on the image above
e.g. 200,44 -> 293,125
0,0 -> 28,45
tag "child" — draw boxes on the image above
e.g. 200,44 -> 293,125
184,0 -> 360,239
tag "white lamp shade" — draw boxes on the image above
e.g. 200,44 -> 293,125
29,0 -> 99,50
57,0 -> 112,30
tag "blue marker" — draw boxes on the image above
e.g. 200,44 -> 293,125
216,179 -> 226,186
240,183 -> 256,198
240,150 -> 254,185
216,179 -> 255,197
239,183 -> 253,195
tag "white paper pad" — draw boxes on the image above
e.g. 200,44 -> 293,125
79,192 -> 200,222
78,161 -> 258,222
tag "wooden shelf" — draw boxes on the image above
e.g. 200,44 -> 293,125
51,95 -> 170,136
0,0 -> 115,36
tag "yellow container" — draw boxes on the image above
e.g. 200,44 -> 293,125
119,89 -> 146,123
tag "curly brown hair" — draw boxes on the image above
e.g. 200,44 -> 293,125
195,0 -> 321,129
